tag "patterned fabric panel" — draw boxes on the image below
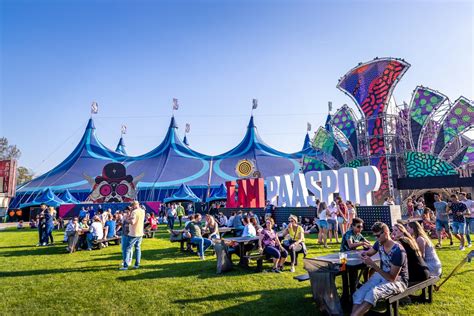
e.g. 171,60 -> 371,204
405,152 -> 457,177
433,98 -> 474,155
462,145 -> 474,165
331,105 -> 358,156
409,87 -> 447,150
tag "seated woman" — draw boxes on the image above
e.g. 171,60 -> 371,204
250,217 -> 262,235
407,221 -> 442,277
391,223 -> 430,283
65,217 -> 80,253
242,216 -> 257,237
77,218 -> 90,250
17,220 -> 24,229
258,217 -> 288,273
205,214 -> 220,239
281,215 -> 306,273
144,213 -> 152,232
148,213 -> 158,231
421,208 -> 437,238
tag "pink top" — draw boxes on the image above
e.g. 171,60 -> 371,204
261,229 -> 277,247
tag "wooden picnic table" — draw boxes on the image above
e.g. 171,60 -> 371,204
222,236 -> 260,266
304,250 -> 381,313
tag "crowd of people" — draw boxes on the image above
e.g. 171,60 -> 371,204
26,191 -> 473,315
405,192 -> 473,251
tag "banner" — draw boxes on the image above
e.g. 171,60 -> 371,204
0,160 -> 17,197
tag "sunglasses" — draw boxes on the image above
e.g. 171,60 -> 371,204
355,225 -> 363,228
289,219 -> 295,222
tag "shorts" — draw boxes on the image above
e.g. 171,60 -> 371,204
353,273 -> 407,306
318,220 -> 328,229
436,219 -> 450,232
337,217 -> 345,224
328,219 -> 337,230
452,221 -> 465,235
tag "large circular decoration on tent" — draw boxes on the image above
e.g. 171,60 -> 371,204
235,159 -> 255,177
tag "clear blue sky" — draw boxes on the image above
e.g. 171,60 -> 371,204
1,0 -> 473,177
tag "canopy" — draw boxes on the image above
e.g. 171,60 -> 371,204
206,184 -> 227,202
163,184 -> 202,203
20,188 -> 65,208
58,189 -> 81,204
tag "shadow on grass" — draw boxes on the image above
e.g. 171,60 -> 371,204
0,264 -> 117,278
0,245 -> 69,257
0,245 -> 39,249
173,288 -> 315,315
116,258 -> 264,282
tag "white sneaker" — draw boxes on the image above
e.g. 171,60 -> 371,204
467,244 -> 472,248
459,246 -> 465,251
290,266 -> 295,273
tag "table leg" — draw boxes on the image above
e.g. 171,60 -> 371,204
341,270 -> 350,306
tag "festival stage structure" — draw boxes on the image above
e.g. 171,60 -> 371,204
10,58 -> 474,209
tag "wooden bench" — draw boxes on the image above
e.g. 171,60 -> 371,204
293,273 -> 310,282
144,229 -> 157,238
243,253 -> 267,272
377,276 -> 439,316
92,236 -> 120,249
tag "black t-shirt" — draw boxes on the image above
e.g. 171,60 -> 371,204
398,238 -> 429,283
451,202 -> 467,223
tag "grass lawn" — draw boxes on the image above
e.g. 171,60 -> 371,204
0,226 -> 473,315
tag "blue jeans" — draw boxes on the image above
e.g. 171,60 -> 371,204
86,233 -> 98,249
190,237 -> 212,256
125,236 -> 142,268
466,218 -> 473,244
168,217 -> 175,230
121,235 -> 130,264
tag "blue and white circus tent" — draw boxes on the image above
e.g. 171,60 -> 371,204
11,115 -> 325,208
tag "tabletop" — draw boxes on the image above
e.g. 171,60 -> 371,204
311,250 -> 380,267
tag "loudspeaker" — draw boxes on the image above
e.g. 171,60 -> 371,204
356,205 -> 401,232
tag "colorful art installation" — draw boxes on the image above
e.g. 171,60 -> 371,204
404,152 -> 457,178
330,105 -> 359,156
462,145 -> 474,165
408,87 -> 447,151
84,162 -> 142,203
337,58 -> 410,203
433,97 -> 474,155
312,127 -> 344,165
10,57 -> 473,210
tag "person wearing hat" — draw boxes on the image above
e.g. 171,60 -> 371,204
281,214 -> 306,272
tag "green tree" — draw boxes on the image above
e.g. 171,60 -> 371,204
0,137 -> 33,185
16,166 -> 33,185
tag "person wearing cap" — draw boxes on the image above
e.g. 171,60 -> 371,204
281,214 -> 306,272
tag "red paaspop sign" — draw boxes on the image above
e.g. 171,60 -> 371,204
0,160 -> 17,197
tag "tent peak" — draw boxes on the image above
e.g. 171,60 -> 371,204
115,136 -> 127,155
169,116 -> 178,129
247,116 -> 256,129
86,118 -> 96,130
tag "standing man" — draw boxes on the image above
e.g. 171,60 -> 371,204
352,222 -> 408,316
434,193 -> 453,248
167,203 -> 177,230
176,203 -> 185,227
459,192 -> 473,248
450,194 -> 469,251
120,201 -> 145,270
36,203 -> 48,246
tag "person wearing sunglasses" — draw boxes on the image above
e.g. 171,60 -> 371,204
340,217 -> 371,252
352,222 -> 408,316
281,215 -> 306,272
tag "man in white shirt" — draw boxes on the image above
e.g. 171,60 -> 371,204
120,201 -> 145,270
86,216 -> 104,250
